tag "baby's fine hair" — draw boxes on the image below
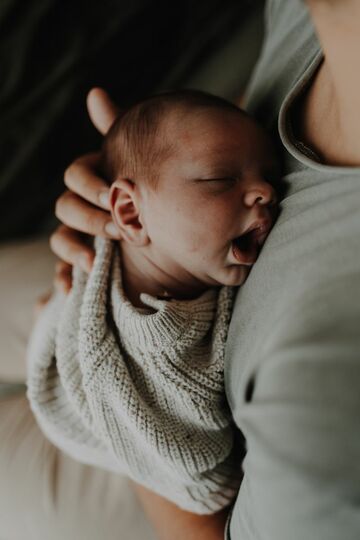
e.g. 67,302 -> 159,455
102,89 -> 245,191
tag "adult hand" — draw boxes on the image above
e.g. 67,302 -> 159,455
50,88 -> 121,292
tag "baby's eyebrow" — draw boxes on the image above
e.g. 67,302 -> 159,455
192,155 -> 241,172
196,164 -> 240,178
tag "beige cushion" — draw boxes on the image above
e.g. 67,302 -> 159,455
0,237 -> 155,539
0,394 -> 156,539
0,236 -> 56,382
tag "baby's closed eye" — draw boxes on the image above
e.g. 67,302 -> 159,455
203,177 -> 237,183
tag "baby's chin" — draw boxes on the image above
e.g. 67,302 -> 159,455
215,265 -> 252,287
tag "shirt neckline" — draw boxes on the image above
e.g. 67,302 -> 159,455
278,50 -> 360,174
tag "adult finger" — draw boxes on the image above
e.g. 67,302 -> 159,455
54,260 -> 73,293
64,152 -> 111,210
34,290 -> 53,318
55,191 -> 120,238
50,224 -> 95,272
87,87 -> 120,135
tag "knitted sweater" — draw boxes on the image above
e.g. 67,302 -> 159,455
26,237 -> 241,514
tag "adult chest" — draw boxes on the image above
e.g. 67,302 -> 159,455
224,169 -> 360,421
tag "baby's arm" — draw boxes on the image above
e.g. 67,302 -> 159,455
78,245 -> 240,513
27,238 -> 241,515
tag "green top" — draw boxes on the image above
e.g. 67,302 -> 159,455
225,1 -> 360,538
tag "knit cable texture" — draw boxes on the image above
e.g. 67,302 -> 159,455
26,237 -> 242,513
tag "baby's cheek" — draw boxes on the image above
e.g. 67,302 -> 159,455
184,229 -> 213,259
186,238 -> 202,254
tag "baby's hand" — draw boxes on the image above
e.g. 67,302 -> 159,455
50,89 -> 121,291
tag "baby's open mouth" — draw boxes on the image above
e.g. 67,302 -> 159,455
231,219 -> 272,265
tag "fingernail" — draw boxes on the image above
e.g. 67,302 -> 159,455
105,222 -> 120,237
99,191 -> 110,209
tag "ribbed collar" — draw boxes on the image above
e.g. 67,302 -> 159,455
109,244 -> 219,354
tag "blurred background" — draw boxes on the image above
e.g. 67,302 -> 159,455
0,0 -> 265,381
0,2 -> 266,536
0,0 -> 265,240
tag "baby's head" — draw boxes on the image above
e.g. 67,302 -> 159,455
102,89 -> 279,290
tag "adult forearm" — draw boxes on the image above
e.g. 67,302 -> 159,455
131,481 -> 230,540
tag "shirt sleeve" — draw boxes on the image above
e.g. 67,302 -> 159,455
228,276 -> 360,539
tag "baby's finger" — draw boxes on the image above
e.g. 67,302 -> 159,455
55,191 -> 120,239
64,152 -> 110,210
50,224 -> 95,272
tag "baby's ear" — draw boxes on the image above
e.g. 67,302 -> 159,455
109,179 -> 149,246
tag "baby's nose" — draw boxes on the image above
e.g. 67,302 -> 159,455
243,180 -> 276,208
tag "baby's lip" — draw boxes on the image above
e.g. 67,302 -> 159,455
242,216 -> 273,245
231,215 -> 274,265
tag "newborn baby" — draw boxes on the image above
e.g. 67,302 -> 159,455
26,90 -> 278,514
104,89 -> 278,305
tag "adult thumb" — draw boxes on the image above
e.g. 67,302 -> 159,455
86,87 -> 120,135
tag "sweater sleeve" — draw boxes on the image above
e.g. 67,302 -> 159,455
26,237 -> 242,514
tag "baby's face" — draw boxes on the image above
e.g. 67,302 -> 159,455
140,108 -> 279,288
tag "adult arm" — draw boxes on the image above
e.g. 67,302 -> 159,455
131,481 -> 230,540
